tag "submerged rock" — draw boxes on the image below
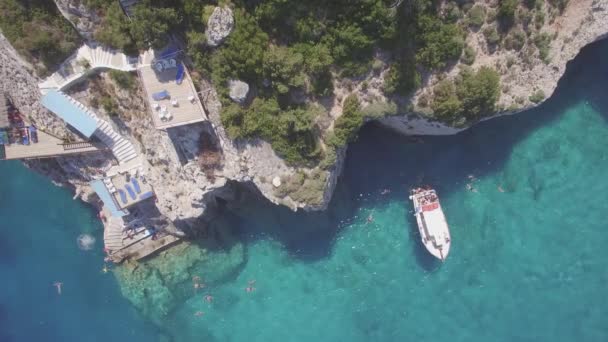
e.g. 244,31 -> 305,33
113,220 -> 245,325
206,7 -> 234,47
228,80 -> 249,104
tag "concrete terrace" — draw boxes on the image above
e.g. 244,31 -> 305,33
109,173 -> 155,209
138,49 -> 207,129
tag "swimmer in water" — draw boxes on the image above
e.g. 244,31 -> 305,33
466,183 -> 478,193
204,295 -> 213,303
194,311 -> 204,317
497,185 -> 505,193
380,188 -> 391,195
53,282 -> 63,295
246,286 -> 255,293
366,214 -> 374,224
101,264 -> 109,274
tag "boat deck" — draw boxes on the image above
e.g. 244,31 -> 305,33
411,188 -> 451,260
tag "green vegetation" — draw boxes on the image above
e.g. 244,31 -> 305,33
529,89 -> 545,103
274,169 -> 328,206
221,98 -> 322,165
504,28 -> 527,51
483,26 -> 501,45
468,5 -> 486,28
415,15 -> 464,70
534,32 -> 552,63
69,0 -> 554,166
109,70 -> 137,91
327,95 -> 364,148
431,66 -> 501,126
548,0 -> 569,12
462,45 -> 476,65
94,0 -> 179,54
499,0 -> 519,24
0,0 -> 81,76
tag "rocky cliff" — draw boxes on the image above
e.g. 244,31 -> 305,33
0,1 -> 607,235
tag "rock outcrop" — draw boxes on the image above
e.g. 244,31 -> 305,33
53,0 -> 100,41
228,79 -> 249,104
0,1 -> 606,238
206,7 -> 234,47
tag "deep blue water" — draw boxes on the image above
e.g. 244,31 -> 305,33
1,39 -> 608,342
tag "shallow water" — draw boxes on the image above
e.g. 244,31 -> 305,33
2,40 -> 608,341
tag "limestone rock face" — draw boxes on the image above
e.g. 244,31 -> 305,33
53,0 -> 100,40
228,79 -> 249,104
206,7 -> 235,47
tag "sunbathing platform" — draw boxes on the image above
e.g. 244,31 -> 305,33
138,49 -> 207,129
2,129 -> 103,160
103,215 -> 181,263
107,172 -> 155,209
91,170 -> 154,218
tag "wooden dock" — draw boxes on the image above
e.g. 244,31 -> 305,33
2,129 -> 103,160
103,214 -> 181,263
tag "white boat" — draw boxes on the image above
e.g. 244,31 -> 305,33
409,187 -> 451,261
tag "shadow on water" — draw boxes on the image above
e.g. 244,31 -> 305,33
214,38 -> 608,269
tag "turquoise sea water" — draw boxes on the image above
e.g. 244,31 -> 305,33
2,40 -> 608,341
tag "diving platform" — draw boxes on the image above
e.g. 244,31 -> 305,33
102,215 -> 181,263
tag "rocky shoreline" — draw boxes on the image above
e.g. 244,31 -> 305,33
0,1 -> 606,242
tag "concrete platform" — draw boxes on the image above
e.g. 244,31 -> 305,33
139,51 -> 207,129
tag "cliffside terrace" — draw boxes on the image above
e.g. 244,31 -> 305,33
138,49 -> 207,130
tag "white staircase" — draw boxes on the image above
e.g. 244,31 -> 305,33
58,91 -> 139,164
39,43 -> 139,93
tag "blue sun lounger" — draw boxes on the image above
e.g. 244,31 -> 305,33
175,63 -> 184,85
131,178 -> 142,194
139,191 -> 154,201
118,189 -> 128,204
125,184 -> 137,200
152,90 -> 170,101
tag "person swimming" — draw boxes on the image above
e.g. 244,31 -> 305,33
366,214 -> 374,224
204,295 -> 213,303
194,311 -> 204,317
245,286 -> 255,293
380,188 -> 391,195
101,264 -> 109,274
53,282 -> 63,295
497,185 -> 505,193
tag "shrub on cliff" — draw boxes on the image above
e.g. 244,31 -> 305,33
468,5 -> 486,28
220,98 -> 322,166
415,15 -> 464,70
483,26 -> 501,45
0,0 -> 81,76
328,94 -> 364,147
109,70 -> 136,91
529,90 -> 545,103
431,66 -> 501,126
499,0 -> 518,25
95,0 -> 178,52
